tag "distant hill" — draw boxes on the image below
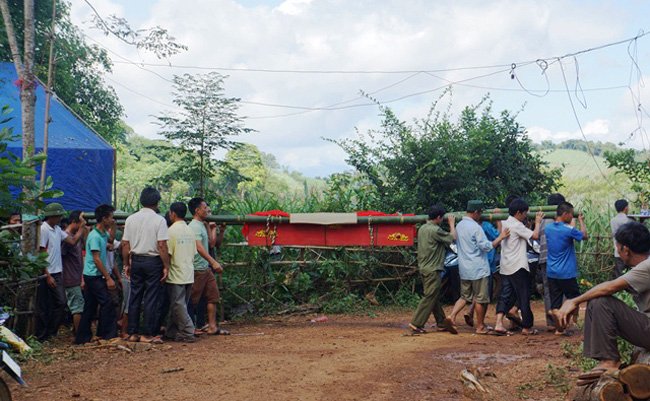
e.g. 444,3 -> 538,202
538,148 -> 633,207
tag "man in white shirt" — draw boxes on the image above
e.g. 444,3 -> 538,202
494,198 -> 544,336
36,203 -> 85,341
122,188 -> 170,344
610,199 -> 632,279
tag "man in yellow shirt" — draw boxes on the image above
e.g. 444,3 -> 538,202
165,202 -> 197,342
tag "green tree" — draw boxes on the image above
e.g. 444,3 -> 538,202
220,143 -> 268,197
331,95 -> 561,212
604,149 -> 650,205
155,72 -> 254,197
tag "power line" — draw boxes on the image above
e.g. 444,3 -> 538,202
558,58 -> 624,196
106,30 -> 650,75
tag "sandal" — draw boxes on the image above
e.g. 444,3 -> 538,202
463,313 -> 474,328
506,313 -> 523,328
126,334 -> 140,343
522,328 -> 539,336
493,329 -> 513,336
207,328 -> 230,336
408,324 -> 427,334
140,336 -> 164,344
441,318 -> 458,335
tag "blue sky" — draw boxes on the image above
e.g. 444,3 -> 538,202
72,0 -> 650,177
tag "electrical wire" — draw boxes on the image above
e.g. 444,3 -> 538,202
558,58 -> 624,196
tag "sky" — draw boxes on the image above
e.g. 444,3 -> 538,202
69,0 -> 650,177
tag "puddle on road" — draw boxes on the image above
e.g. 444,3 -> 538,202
435,351 -> 528,365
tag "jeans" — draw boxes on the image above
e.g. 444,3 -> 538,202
35,273 -> 66,341
75,275 -> 117,344
127,255 -> 163,336
165,284 -> 195,340
496,268 -> 534,328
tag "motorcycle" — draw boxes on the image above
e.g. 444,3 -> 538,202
0,312 -> 27,401
440,241 -> 541,303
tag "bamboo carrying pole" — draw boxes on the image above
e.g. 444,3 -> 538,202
82,208 -> 576,225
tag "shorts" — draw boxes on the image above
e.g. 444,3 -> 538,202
65,286 -> 84,315
190,270 -> 220,305
460,277 -> 490,304
548,277 -> 580,310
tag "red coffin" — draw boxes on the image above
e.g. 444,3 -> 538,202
245,223 -> 415,247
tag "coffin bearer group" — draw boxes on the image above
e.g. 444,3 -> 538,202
410,195 -> 650,383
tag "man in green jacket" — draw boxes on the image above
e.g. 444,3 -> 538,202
409,205 -> 458,334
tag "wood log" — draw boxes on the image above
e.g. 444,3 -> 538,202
618,364 -> 650,400
573,374 -> 631,401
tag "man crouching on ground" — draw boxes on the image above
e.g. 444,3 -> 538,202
558,221 -> 650,382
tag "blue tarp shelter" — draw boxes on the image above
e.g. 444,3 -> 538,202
0,62 -> 114,211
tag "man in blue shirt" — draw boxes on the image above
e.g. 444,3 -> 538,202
545,202 -> 587,335
76,204 -> 120,344
449,200 -> 509,334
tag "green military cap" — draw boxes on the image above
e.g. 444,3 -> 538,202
43,202 -> 66,217
466,200 -> 484,212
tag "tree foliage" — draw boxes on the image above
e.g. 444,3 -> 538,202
332,95 -> 561,212
155,72 -> 254,197
0,0 -> 126,143
1,107 -> 59,279
604,149 -> 650,205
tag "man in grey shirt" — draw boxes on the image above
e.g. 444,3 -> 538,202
610,199 -> 632,279
558,221 -> 650,380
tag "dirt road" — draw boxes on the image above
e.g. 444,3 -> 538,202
10,301 -> 580,401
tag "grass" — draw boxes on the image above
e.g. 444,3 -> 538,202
539,149 -> 634,208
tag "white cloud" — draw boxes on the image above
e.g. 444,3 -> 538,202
68,0 -> 649,176
527,119 -> 610,142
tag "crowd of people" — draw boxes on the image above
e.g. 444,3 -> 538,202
7,187 -> 650,384
34,187 -> 229,345
409,194 -> 650,382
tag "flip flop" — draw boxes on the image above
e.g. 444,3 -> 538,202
207,328 -> 230,336
441,318 -> 458,335
463,313 -> 474,327
408,324 -> 427,334
140,336 -> 164,344
506,313 -> 523,328
492,329 -> 513,336
522,329 -> 539,336
475,329 -> 491,335
126,334 -> 140,343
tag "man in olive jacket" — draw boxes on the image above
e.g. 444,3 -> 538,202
409,205 -> 458,334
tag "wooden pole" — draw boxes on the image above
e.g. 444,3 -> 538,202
40,0 -> 57,191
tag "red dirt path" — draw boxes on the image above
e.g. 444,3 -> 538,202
9,301 -> 581,401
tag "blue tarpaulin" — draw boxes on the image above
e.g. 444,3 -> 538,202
0,62 -> 114,212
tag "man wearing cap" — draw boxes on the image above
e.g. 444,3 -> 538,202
449,200 -> 509,334
36,203 -> 86,341
121,188 -> 170,343
408,205 -> 458,335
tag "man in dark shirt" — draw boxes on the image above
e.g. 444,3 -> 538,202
61,211 -> 87,334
